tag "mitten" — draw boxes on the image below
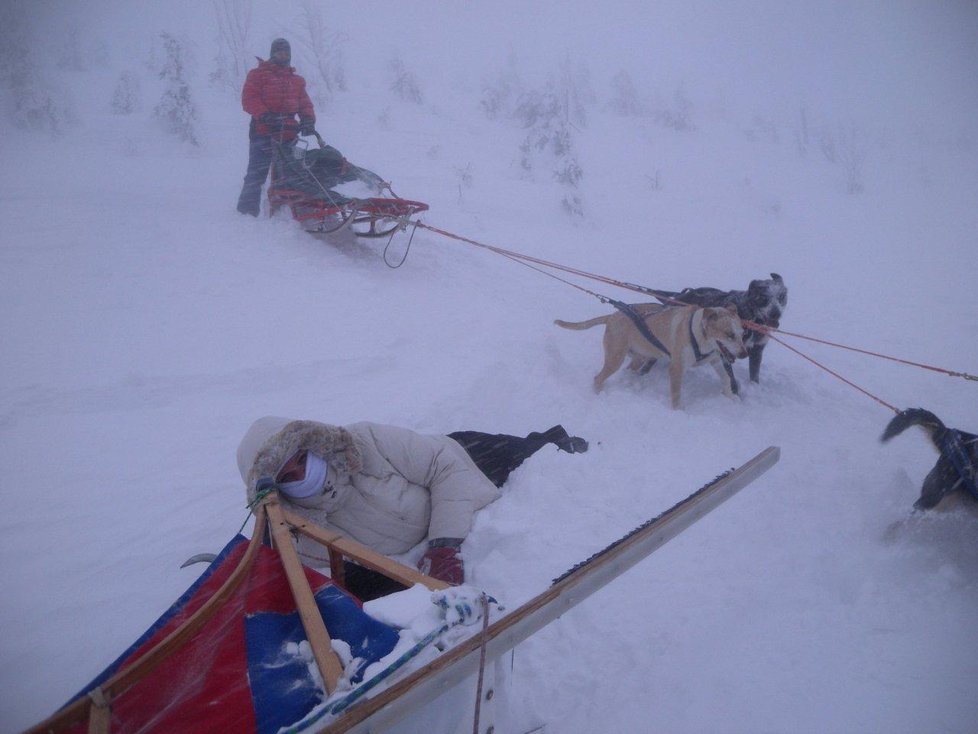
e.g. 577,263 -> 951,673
259,112 -> 287,130
417,538 -> 465,585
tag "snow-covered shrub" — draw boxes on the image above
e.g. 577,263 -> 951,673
480,57 -> 522,120
154,32 -> 200,146
111,71 -> 141,115
837,125 -> 867,194
0,6 -> 73,132
607,70 -> 644,116
389,56 -> 422,104
816,121 -> 868,194
653,86 -> 695,131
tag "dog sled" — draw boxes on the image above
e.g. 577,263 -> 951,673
22,448 -> 778,734
268,133 -> 429,241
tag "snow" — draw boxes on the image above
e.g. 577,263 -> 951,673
2,1 -> 978,732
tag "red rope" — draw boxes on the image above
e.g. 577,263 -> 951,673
417,220 -> 976,393
768,334 -> 899,413
741,321 -> 976,382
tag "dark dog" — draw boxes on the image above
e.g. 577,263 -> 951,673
881,408 -> 978,513
654,273 -> 787,385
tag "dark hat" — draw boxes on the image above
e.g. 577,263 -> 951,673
270,38 -> 291,64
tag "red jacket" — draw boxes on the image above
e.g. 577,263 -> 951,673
241,58 -> 315,139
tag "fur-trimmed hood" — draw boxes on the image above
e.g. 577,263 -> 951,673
237,417 -> 363,503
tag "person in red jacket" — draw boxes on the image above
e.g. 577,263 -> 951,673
236,38 -> 316,216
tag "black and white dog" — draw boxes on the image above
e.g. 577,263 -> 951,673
654,273 -> 788,384
882,408 -> 978,513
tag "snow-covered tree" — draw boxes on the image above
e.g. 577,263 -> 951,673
480,55 -> 523,120
209,0 -> 252,94
294,0 -> 347,108
389,56 -> 423,104
607,70 -> 645,116
154,32 -> 199,146
653,85 -> 695,131
550,54 -> 593,128
0,6 -> 73,131
515,84 -> 585,217
111,71 -> 141,115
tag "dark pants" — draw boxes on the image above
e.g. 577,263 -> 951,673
236,134 -> 274,216
448,426 -> 571,487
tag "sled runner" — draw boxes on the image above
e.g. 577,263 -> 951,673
267,133 -> 429,240
23,447 -> 778,734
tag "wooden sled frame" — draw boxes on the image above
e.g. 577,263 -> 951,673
24,492 -> 448,734
25,446 -> 780,734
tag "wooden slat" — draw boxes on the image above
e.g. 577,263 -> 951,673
282,509 -> 450,591
85,694 -> 110,734
22,509 -> 269,734
265,499 -> 345,694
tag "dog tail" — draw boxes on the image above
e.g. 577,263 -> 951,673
651,289 -> 682,306
554,315 -> 610,331
881,408 -> 946,447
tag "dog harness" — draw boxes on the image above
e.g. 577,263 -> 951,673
609,300 -> 718,364
940,430 -> 978,501
687,309 -> 715,363
609,300 -> 671,357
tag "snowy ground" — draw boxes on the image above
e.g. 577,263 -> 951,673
2,2 -> 978,732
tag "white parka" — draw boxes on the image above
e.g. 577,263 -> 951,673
237,417 -> 501,555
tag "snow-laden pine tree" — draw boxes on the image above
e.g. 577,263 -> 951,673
155,33 -> 200,146
480,54 -> 523,121
514,57 -> 593,218
389,56 -> 423,105
0,6 -> 73,131
111,72 -> 141,115
608,70 -> 645,117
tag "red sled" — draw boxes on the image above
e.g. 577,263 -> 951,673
268,134 -> 429,240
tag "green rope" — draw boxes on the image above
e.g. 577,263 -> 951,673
237,487 -> 275,535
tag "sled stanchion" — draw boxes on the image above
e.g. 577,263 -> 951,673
265,497 -> 345,695
282,508 -> 449,591
86,689 -> 110,734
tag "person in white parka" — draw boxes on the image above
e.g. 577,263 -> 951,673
237,417 -> 588,596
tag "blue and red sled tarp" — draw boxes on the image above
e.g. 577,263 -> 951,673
55,533 -> 399,734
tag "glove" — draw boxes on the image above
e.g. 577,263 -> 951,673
259,112 -> 288,130
418,538 -> 465,585
299,118 -> 316,136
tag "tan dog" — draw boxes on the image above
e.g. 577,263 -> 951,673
555,303 -> 747,409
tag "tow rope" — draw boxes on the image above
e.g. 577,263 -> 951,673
415,220 -> 976,385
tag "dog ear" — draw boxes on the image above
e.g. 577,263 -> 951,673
724,303 -> 738,315
770,273 -> 782,282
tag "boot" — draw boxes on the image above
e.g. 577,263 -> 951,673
540,425 -> 589,454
